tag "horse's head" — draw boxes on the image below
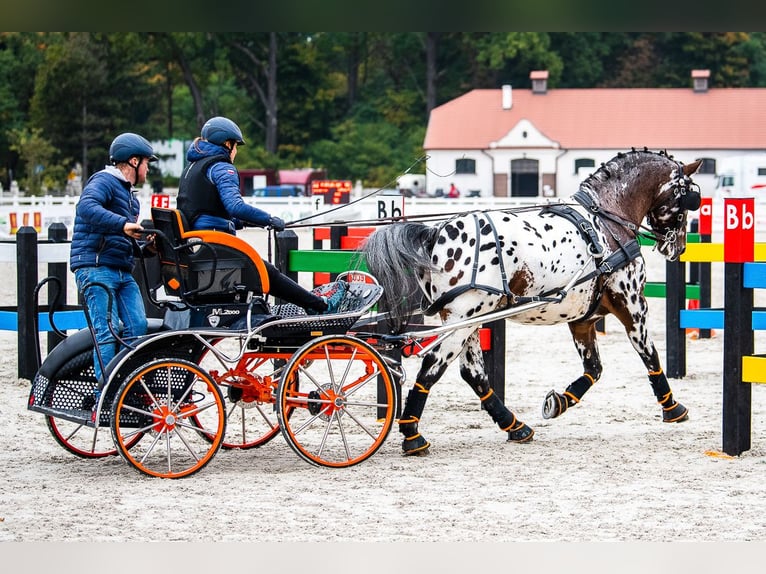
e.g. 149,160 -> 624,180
645,157 -> 702,261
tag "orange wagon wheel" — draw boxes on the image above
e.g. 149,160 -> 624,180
276,335 -> 397,468
197,337 -> 287,450
110,358 -> 226,478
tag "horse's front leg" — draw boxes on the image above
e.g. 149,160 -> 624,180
459,330 -> 534,443
614,293 -> 689,422
542,319 -> 603,419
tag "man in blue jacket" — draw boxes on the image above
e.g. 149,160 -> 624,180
70,132 -> 157,402
177,116 -> 345,314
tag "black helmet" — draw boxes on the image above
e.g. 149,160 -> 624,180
109,133 -> 158,164
201,116 -> 246,146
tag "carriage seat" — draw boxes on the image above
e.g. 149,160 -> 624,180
149,207 -> 271,308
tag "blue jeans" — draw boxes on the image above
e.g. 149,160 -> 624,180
74,266 -> 148,385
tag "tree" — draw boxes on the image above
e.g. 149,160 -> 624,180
0,32 -> 45,189
225,32 -> 280,154
8,127 -> 62,195
29,33 -> 164,180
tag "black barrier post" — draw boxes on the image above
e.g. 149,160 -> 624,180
17,227 -> 39,379
722,262 -> 752,456
665,258 -> 686,378
46,223 -> 69,352
329,225 -> 347,281
699,231 -> 712,339
274,230 -> 298,305
482,320 -> 506,402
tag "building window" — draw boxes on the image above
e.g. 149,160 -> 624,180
698,158 -> 716,175
455,158 -> 476,174
574,158 -> 595,174
758,168 -> 766,177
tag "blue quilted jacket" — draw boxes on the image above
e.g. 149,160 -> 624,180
69,166 -> 141,272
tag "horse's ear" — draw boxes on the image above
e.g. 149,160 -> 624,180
684,159 -> 703,176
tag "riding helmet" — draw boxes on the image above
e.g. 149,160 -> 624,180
201,116 -> 246,146
109,133 -> 158,164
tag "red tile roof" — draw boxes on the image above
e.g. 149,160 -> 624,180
424,87 -> 766,151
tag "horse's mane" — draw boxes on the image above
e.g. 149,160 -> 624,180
580,147 -> 677,192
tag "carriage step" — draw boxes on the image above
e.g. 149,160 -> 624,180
27,404 -> 97,426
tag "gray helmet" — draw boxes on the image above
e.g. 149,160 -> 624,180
201,116 -> 246,146
109,133 -> 158,164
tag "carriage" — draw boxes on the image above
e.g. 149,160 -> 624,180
27,149 -> 704,477
27,207 -> 403,478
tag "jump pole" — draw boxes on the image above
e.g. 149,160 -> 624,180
722,198 -> 754,456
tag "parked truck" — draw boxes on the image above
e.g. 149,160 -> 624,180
715,155 -> 766,199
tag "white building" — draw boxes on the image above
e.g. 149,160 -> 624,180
423,70 -> 766,200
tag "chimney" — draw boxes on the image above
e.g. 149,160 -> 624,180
502,84 -> 513,109
692,69 -> 710,93
530,70 -> 549,94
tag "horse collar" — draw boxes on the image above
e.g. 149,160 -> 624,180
573,189 -> 640,236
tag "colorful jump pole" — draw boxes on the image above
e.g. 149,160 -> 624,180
722,197 -> 754,456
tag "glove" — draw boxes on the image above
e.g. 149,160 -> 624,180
269,216 -> 285,232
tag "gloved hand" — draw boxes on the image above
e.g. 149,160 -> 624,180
269,216 -> 285,232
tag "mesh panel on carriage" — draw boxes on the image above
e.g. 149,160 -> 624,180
265,277 -> 383,335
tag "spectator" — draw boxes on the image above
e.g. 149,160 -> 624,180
448,183 -> 460,198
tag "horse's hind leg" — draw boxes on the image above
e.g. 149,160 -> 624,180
460,331 -> 533,443
542,320 -> 603,419
399,328 -> 532,455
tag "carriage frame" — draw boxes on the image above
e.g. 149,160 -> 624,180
27,207 -> 408,478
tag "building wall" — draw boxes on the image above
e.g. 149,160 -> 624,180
426,148 -> 766,200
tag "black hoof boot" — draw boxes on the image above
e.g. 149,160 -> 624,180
542,390 -> 569,420
402,434 -> 431,456
663,402 -> 689,423
507,421 -> 534,443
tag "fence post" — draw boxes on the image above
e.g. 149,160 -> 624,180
482,320 -> 506,402
665,258 -> 686,378
329,225 -> 347,281
698,230 -> 712,339
17,226 -> 39,379
722,262 -> 752,456
46,223 -> 68,352
274,230 -> 298,305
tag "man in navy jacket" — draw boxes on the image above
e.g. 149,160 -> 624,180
70,132 -> 157,402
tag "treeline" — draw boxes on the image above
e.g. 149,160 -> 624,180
1,32 -> 764,193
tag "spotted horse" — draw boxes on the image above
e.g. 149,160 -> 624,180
360,149 -> 701,455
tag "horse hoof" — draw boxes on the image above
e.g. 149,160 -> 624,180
402,435 -> 431,456
663,402 -> 689,423
542,390 -> 568,419
507,423 -> 534,443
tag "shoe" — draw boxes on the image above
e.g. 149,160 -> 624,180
311,281 -> 348,314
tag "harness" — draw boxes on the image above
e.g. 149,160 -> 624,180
422,197 -> 642,318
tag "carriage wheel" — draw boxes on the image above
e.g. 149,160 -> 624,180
276,335 -> 397,468
46,415 -> 142,458
197,338 -> 287,449
44,350 -> 142,458
110,358 -> 226,478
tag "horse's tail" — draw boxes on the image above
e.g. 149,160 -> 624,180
359,222 -> 439,332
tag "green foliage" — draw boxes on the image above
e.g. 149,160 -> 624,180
8,126 -> 68,195
3,32 -> 766,194
307,119 -> 425,186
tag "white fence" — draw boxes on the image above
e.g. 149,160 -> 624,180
0,188 -> 756,241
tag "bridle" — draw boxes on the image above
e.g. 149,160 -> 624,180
642,161 -> 701,255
